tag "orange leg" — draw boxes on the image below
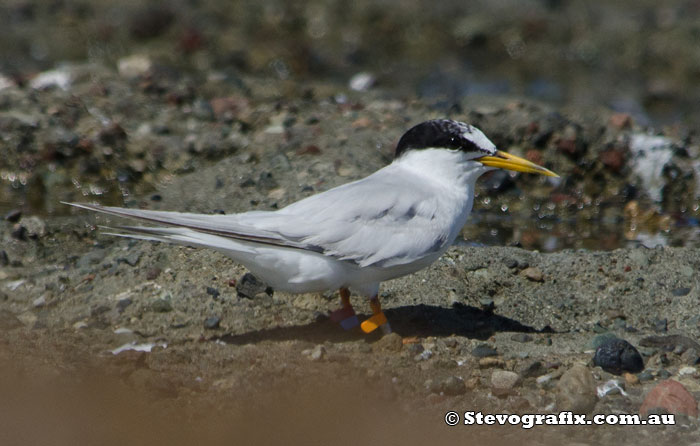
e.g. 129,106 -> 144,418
360,295 -> 391,334
329,287 -> 359,330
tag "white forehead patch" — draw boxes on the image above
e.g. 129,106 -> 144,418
463,125 -> 497,155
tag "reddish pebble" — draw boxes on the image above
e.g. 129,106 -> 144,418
624,265 -> 631,272
640,379 -> 698,417
228,279 -> 237,287
609,113 -> 632,129
600,148 -> 626,173
297,145 -> 321,155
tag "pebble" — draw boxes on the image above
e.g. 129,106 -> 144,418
536,374 -> 552,387
593,338 -> 644,375
145,267 -> 162,280
349,72 -> 376,92
206,287 -> 221,299
623,372 -> 639,386
478,357 -> 505,368
518,360 -> 545,378
471,344 -> 498,358
373,333 -> 403,352
556,364 -> 598,414
116,298 -> 133,312
640,380 -> 699,417
681,348 -> 700,365
678,366 -> 697,377
17,216 -> 46,239
588,332 -> 619,350
118,54 -> 154,78
4,209 -> 22,222
672,287 -> 691,297
32,295 -> 46,308
491,370 -> 520,389
203,316 -> 220,329
118,252 -> 142,267
510,333 -> 533,343
520,267 -> 544,282
428,376 -> 466,396
236,273 -> 270,299
150,298 -> 173,313
504,259 -> 518,269
0,250 -> 8,267
638,370 -> 654,382
302,345 -> 326,361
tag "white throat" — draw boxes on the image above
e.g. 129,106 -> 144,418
393,148 -> 493,189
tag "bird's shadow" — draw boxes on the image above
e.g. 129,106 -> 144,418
215,303 -> 554,345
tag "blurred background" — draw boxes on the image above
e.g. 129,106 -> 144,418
1,0 -> 700,250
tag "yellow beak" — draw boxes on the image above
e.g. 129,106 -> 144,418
478,150 -> 559,177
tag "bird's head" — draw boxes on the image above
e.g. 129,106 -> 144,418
394,119 -> 559,178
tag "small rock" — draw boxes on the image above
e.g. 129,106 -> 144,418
471,344 -> 498,358
150,299 -> 172,313
4,209 -> 22,222
479,357 -> 505,368
556,364 -> 597,414
145,267 -> 162,280
681,348 -> 700,365
658,369 -> 672,379
672,287 -> 691,297
536,374 -> 552,387
439,376 -> 467,396
640,380 -> 698,417
511,333 -> 533,343
679,366 -> 697,377
236,273 -> 271,299
373,333 -> 403,352
0,250 -> 9,267
206,286 -> 221,299
349,72 -> 376,92
588,332 -> 619,350
118,54 -> 153,78
491,370 -> 520,389
203,316 -> 220,329
638,370 -> 654,382
518,360 -> 545,378
303,345 -> 326,361
593,338 -> 644,375
624,372 -> 639,386
414,350 -> 433,362
32,295 -> 46,308
17,216 -> 46,239
653,318 -> 668,332
119,251 -> 142,267
520,267 -> 544,282
116,298 -> 133,313
504,259 -> 518,269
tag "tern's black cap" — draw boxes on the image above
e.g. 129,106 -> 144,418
394,119 -> 493,158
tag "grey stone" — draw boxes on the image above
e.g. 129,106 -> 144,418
556,364 -> 597,414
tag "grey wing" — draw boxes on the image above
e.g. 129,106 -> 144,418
239,169 -> 451,267
65,168 -> 450,267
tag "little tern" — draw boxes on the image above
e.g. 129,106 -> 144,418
66,119 -> 558,334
